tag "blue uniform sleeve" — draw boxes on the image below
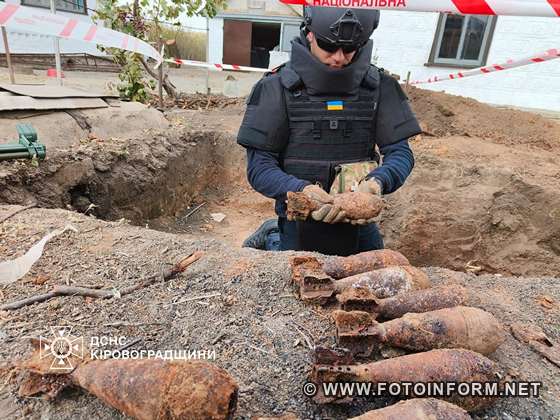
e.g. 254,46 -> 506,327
368,138 -> 414,195
246,147 -> 310,202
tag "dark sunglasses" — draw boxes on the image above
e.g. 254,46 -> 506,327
315,36 -> 358,54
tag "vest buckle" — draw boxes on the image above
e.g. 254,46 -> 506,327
312,121 -> 321,139
329,119 -> 338,130
343,120 -> 353,137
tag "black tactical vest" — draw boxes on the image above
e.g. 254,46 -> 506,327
279,64 -> 381,191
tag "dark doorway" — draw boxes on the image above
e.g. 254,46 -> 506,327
250,22 -> 281,68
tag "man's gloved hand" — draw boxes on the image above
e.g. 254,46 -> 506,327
301,185 -> 347,224
302,184 -> 334,204
311,203 -> 347,224
347,177 -> 383,225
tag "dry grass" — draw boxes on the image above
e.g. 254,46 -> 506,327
148,25 -> 207,61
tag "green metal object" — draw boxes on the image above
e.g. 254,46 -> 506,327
0,124 -> 46,162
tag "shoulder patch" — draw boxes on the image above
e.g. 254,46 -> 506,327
247,82 -> 263,106
362,65 -> 381,90
380,72 -> 408,101
278,64 -> 303,91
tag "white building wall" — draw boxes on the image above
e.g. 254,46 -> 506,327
0,0 -> 102,55
374,11 -> 560,111
224,0 -> 301,17
208,17 -> 224,65
208,10 -> 559,111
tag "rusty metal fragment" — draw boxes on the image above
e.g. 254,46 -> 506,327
290,255 -> 331,295
334,306 -> 505,357
299,266 -> 430,303
291,250 -> 409,287
338,285 -> 468,316
332,310 -> 380,356
18,340 -> 238,420
287,191 -> 383,222
314,346 -> 355,366
511,323 -> 560,367
350,398 -> 471,419
18,371 -> 72,400
323,250 -> 410,280
310,348 -> 498,411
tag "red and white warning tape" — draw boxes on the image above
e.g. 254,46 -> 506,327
166,58 -> 269,73
0,1 -> 161,62
410,48 -> 560,85
281,0 -> 560,17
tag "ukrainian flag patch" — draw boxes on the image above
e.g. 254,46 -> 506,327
327,100 -> 344,111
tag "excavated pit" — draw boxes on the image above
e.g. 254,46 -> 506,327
2,92 -> 560,276
0,130 -> 242,223
0,105 -> 262,246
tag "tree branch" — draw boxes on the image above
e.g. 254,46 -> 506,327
140,57 -> 177,98
0,204 -> 37,224
1,252 -> 203,311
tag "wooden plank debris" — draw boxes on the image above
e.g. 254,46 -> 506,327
0,94 -> 108,111
0,83 -> 117,98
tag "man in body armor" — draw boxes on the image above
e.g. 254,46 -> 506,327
238,6 -> 421,256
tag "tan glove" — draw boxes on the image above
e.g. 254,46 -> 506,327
311,203 -> 347,224
301,184 -> 334,204
301,185 -> 347,224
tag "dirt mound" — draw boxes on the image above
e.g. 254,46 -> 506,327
408,86 -> 560,151
0,206 -> 558,419
383,135 -> 560,277
0,102 -> 170,153
380,88 -> 560,277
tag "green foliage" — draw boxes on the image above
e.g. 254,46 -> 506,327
94,0 -> 227,102
117,54 -> 156,102
140,0 -> 225,25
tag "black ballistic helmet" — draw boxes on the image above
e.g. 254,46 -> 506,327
303,6 -> 380,51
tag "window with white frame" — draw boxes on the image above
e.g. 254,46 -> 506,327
429,14 -> 497,68
21,0 -> 87,14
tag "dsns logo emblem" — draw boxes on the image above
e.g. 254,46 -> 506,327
39,326 -> 84,370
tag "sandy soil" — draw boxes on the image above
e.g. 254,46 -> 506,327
1,88 -> 560,419
0,207 -> 559,419
382,87 -> 560,277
